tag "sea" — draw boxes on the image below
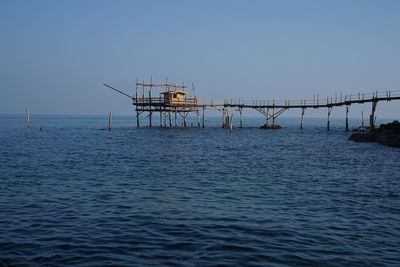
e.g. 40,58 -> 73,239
0,114 -> 399,266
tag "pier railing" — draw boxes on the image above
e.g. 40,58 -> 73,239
224,90 -> 400,107
133,97 -> 198,105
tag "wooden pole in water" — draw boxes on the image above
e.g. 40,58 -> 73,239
345,105 -> 349,132
327,106 -> 332,131
221,108 -> 225,128
229,113 -> 234,132
196,110 -> 200,127
174,112 -> 177,127
108,112 -> 112,131
300,108 -> 306,130
135,80 -> 140,128
370,101 -> 377,131
149,77 -> 152,127
169,112 -> 172,128
183,113 -> 187,127
26,109 -> 30,128
202,107 -> 205,128
239,107 -> 243,128
361,111 -> 364,128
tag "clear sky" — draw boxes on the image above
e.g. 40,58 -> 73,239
1,0 -> 399,117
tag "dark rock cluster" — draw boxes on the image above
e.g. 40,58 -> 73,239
260,124 -> 282,129
349,120 -> 400,147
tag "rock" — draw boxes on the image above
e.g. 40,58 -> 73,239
260,124 -> 282,129
349,133 -> 375,142
349,120 -> 400,147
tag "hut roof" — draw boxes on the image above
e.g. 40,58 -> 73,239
160,90 -> 187,95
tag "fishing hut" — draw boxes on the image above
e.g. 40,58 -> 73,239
104,79 -> 204,127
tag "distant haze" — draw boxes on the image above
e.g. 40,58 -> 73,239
1,0 -> 399,118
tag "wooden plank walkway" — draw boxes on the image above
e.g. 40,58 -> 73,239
223,91 -> 400,109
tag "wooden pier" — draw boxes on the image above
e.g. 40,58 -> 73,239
104,79 -> 400,131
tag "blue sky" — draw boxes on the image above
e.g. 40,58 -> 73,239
1,0 -> 399,117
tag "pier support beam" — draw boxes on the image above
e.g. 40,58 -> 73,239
345,105 -> 349,132
148,86 -> 152,127
196,110 -> 200,127
327,106 -> 332,131
221,108 -> 226,128
149,110 -> 152,127
239,107 -> 243,128
136,110 -> 140,127
370,101 -> 378,131
272,108 -> 275,125
202,107 -> 206,128
183,113 -> 188,127
300,108 -> 306,130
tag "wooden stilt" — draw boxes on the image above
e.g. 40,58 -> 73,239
169,113 -> 172,127
239,108 -> 243,128
202,107 -> 205,128
160,111 -> 162,127
183,113 -> 188,127
174,112 -> 177,127
327,106 -> 332,131
26,109 -> 30,129
149,81 -> 152,127
136,110 -> 140,127
370,101 -> 377,131
221,108 -> 225,128
272,109 -> 276,125
345,105 -> 349,132
108,112 -> 112,131
196,110 -> 200,127
300,108 -> 306,130
361,111 -> 364,128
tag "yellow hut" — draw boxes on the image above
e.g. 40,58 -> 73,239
161,90 -> 187,105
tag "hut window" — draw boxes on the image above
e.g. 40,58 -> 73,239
173,94 -> 177,98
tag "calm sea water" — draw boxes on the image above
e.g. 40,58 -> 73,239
1,115 -> 399,266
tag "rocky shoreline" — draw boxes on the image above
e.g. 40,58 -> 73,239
349,120 -> 400,147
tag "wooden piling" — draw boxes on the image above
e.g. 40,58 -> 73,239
202,107 -> 205,128
221,108 -> 225,128
239,108 -> 243,128
26,109 -> 30,129
183,113 -> 188,127
135,80 -> 139,127
149,79 -> 152,127
108,112 -> 112,131
370,101 -> 377,131
361,111 -> 364,127
327,106 -> 332,131
300,108 -> 306,130
196,111 -> 200,127
174,112 -> 177,127
345,105 -> 349,132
